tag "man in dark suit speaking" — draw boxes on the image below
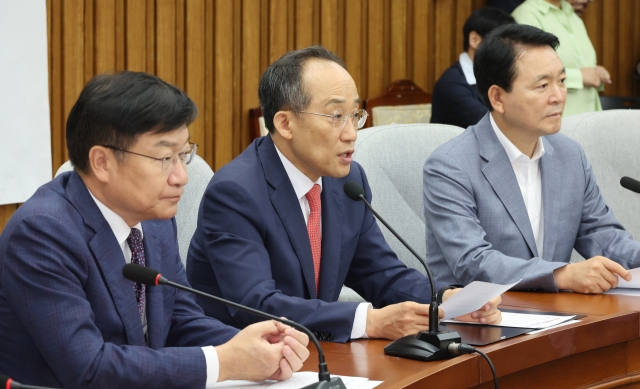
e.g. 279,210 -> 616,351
0,71 -> 309,388
430,7 -> 515,128
187,46 -> 502,344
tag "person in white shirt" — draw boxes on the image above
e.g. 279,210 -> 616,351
424,24 -> 637,294
431,7 -> 515,128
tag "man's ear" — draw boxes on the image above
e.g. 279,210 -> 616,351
87,146 -> 112,183
272,110 -> 295,140
487,85 -> 506,114
469,31 -> 482,51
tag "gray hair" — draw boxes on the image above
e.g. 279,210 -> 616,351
258,46 -> 345,133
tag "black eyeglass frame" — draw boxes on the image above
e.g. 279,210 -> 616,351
102,142 -> 198,173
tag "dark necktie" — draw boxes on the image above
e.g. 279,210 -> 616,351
126,228 -> 146,318
305,184 -> 322,296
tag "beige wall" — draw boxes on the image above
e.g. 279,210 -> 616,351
1,0 -> 639,231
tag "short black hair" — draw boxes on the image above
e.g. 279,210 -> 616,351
66,71 -> 197,174
463,7 -> 515,52
474,24 -> 560,111
258,46 -> 345,133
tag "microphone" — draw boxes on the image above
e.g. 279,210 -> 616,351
122,264 -> 346,389
0,375 -> 59,389
621,176 -> 640,194
343,180 -> 462,361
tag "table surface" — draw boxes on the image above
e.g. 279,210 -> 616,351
301,291 -> 640,389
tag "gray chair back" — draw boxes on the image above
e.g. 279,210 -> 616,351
561,109 -> 640,262
54,155 -> 213,267
353,123 -> 464,273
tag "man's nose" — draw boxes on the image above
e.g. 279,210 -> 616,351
169,159 -> 189,187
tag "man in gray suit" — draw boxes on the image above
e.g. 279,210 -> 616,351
423,24 -> 636,294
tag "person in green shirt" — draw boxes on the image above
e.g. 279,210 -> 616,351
512,0 -> 611,117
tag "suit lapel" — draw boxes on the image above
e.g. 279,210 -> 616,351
476,116 -> 539,257
317,178 -> 342,301
259,136 -> 317,298
540,139 -> 560,260
67,173 -> 146,346
141,226 -> 164,348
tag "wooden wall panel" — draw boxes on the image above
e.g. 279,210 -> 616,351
581,1 -> 639,98
2,0 -> 639,232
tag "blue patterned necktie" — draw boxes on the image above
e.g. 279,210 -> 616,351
126,228 -> 146,318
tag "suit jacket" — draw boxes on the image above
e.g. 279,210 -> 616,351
430,61 -> 488,129
187,135 -> 442,342
423,114 -> 640,291
0,172 -> 238,389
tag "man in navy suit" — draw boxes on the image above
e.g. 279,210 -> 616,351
424,24 -> 636,293
431,7 -> 514,129
187,46 -> 502,344
0,71 -> 309,388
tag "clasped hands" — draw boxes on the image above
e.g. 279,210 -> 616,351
216,320 -> 310,382
365,291 -> 502,340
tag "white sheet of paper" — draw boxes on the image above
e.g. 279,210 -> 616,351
443,311 -> 575,329
439,279 -> 520,319
604,288 -> 640,296
526,319 -> 581,335
615,267 -> 640,289
207,372 -> 382,388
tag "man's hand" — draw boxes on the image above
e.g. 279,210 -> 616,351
442,289 -> 503,325
216,320 -> 310,382
567,0 -> 590,14
365,301 -> 443,340
581,66 -> 611,88
268,322 -> 310,381
553,256 -> 631,293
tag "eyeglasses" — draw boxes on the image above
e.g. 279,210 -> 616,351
103,142 -> 198,173
294,109 -> 369,130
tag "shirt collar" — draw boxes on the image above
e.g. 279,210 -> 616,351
89,190 -> 143,246
490,113 -> 545,163
529,0 -> 574,15
459,52 -> 476,85
274,144 -> 323,200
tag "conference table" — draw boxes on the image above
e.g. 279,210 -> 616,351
301,292 -> 640,388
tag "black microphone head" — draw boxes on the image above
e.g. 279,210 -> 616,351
343,181 -> 365,201
621,176 -> 640,194
0,375 -> 9,386
122,263 -> 161,286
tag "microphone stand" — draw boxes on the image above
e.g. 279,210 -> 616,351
123,264 -> 346,389
350,187 -> 462,361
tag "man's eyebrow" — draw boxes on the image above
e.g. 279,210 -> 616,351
325,98 -> 346,106
154,137 -> 190,148
325,97 -> 361,106
532,67 -> 566,84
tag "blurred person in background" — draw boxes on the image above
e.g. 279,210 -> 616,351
431,7 -> 515,128
512,0 -> 609,116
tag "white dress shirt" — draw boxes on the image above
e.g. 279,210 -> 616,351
275,145 -> 372,339
89,192 -> 220,384
490,114 -> 546,257
459,52 -> 476,86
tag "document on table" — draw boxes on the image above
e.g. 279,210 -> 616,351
604,288 -> 640,296
439,279 -> 520,319
603,267 -> 640,296
526,319 -> 581,334
442,311 -> 576,329
208,372 -> 382,388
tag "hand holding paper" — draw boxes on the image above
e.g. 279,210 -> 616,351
440,280 -> 520,320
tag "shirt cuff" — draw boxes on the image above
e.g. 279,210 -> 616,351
350,302 -> 373,339
564,68 -> 584,90
202,346 -> 220,385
